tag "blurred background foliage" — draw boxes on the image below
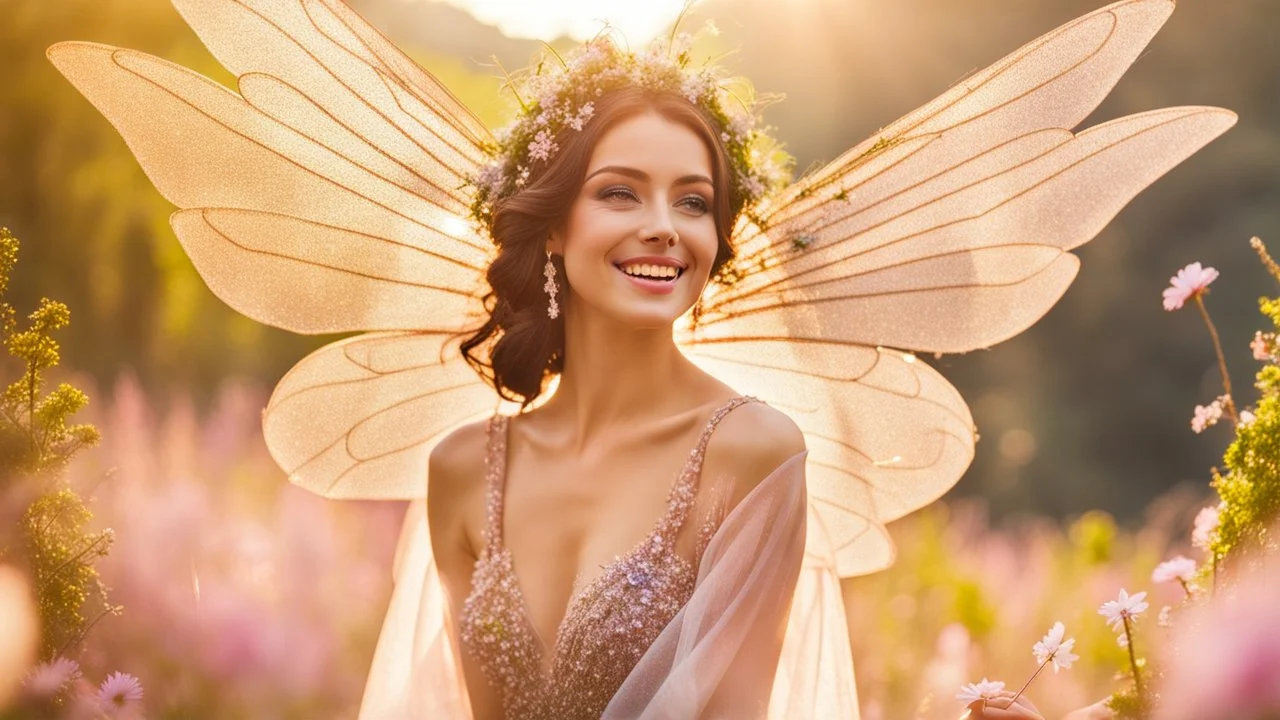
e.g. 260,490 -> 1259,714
1,0 -> 1277,524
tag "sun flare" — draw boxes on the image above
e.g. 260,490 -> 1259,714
422,0 -> 690,44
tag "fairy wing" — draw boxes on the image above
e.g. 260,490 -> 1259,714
48,0 -> 505,498
676,0 -> 1236,577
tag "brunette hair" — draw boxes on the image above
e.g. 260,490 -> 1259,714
454,86 -> 741,410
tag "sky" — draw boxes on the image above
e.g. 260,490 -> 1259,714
417,0 -> 690,43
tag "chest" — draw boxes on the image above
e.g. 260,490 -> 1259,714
464,435 -> 707,598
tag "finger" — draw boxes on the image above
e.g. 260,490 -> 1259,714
1000,692 -> 1041,714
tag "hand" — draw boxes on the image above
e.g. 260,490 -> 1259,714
961,691 -> 1043,720
1060,699 -> 1114,720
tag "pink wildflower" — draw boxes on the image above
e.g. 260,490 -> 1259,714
1155,569 -> 1280,719
1162,262 -> 1218,311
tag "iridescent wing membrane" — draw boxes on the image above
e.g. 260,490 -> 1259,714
676,0 -> 1235,576
48,0 -> 504,499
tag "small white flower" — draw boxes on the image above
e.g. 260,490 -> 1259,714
1240,409 -> 1257,427
956,677 -> 1005,703
1158,605 -> 1173,628
1032,621 -> 1079,673
97,671 -> 144,709
728,112 -> 753,137
1099,589 -> 1149,632
1152,556 -> 1198,585
1117,632 -> 1130,648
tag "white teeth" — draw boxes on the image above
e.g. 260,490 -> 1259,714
620,263 -> 679,279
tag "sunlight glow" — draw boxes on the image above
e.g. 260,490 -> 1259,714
422,0 -> 689,44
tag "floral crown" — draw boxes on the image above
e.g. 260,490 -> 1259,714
466,24 -> 793,240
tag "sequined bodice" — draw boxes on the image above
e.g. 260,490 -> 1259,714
458,395 -> 761,719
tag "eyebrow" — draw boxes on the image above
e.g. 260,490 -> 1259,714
584,165 -> 713,187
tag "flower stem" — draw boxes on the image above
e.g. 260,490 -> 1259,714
1194,294 -> 1239,424
1007,658 -> 1049,707
1122,614 -> 1144,700
1178,578 -> 1194,600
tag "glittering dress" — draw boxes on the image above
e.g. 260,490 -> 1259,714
458,395 -> 761,719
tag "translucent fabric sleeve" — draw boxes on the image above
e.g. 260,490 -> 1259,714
602,450 -> 834,719
357,498 -> 472,719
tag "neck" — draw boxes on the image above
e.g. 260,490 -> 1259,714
536,297 -> 705,454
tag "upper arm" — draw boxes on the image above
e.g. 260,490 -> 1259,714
426,420 -> 487,595
705,402 -> 808,516
427,420 -> 505,719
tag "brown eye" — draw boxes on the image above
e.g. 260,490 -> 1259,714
598,186 -> 638,202
679,195 -> 710,214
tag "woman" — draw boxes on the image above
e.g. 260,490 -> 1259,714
46,0 -> 1232,717
428,87 -> 811,718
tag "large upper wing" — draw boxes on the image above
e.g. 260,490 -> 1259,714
47,0 -> 494,335
677,0 -> 1236,577
48,0 -> 506,499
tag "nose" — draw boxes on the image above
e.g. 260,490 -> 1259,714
640,205 -> 678,247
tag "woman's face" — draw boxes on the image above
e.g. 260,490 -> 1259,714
552,111 -> 718,329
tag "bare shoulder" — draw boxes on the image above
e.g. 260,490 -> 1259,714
704,400 -> 808,510
428,417 -> 489,497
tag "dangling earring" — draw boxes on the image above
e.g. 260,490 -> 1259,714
543,250 -> 560,319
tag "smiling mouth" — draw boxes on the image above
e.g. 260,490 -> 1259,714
612,263 -> 684,283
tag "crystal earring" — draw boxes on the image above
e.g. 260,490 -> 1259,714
543,250 -> 560,319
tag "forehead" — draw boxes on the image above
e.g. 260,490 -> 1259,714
586,112 -> 712,179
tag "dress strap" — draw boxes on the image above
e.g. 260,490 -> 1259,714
663,394 -> 763,536
481,413 -> 510,554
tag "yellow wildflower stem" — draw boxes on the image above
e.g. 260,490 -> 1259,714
1194,293 -> 1239,424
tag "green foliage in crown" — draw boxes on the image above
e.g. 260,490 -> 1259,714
467,24 -> 794,274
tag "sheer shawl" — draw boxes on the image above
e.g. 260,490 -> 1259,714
358,450 -> 861,719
